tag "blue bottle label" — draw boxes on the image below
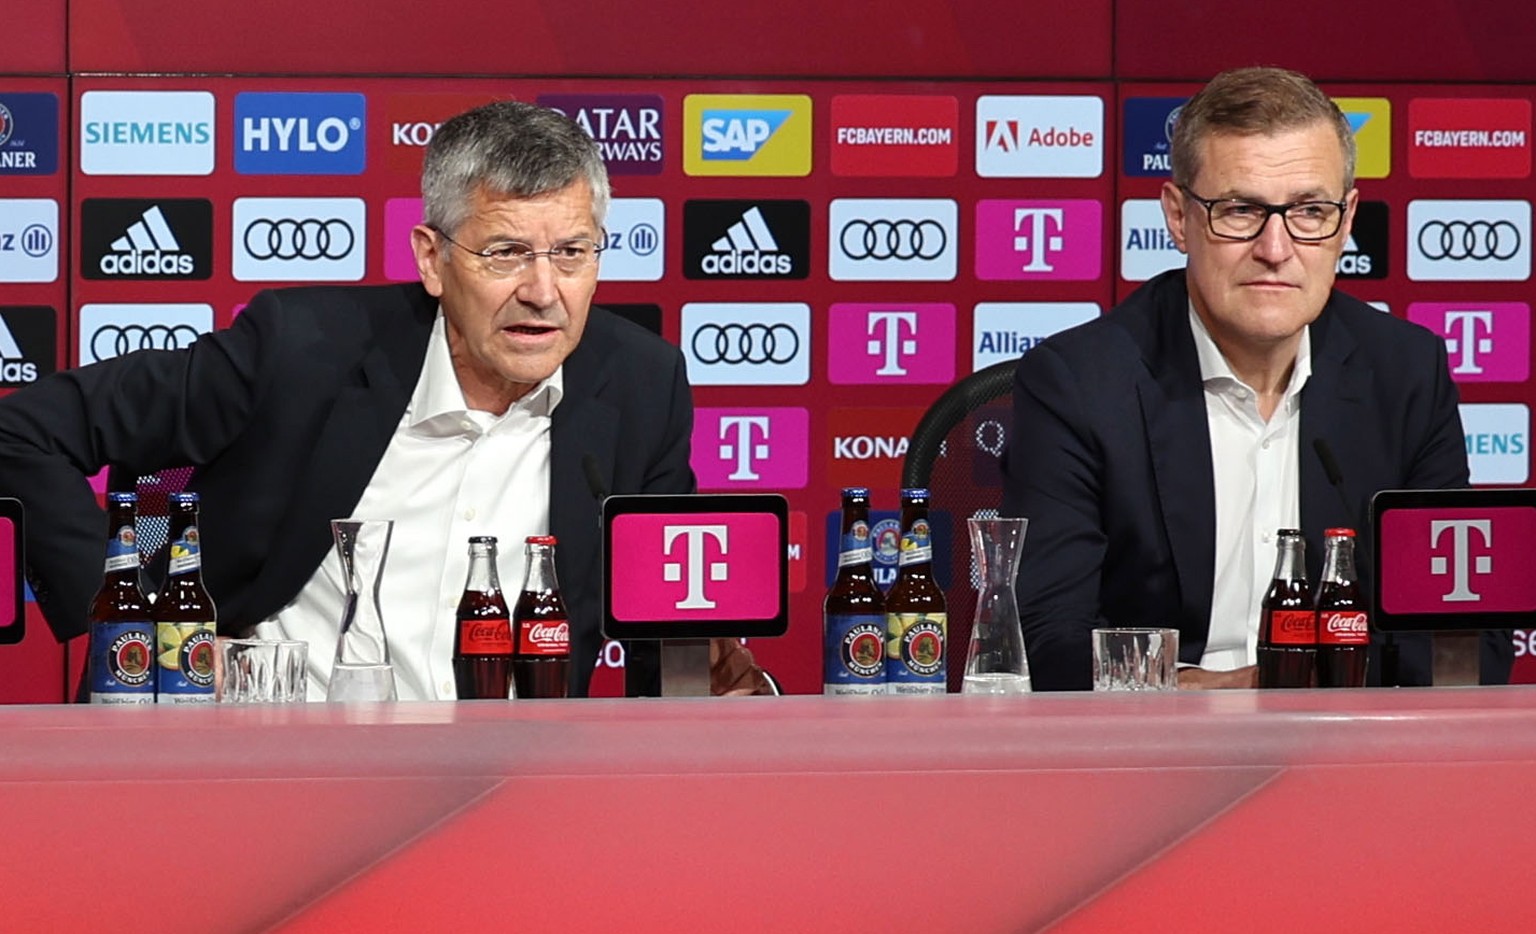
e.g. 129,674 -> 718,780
824,613 -> 886,694
103,524 -> 140,574
885,612 -> 946,693
898,518 -> 933,566
156,622 -> 216,703
837,520 -> 873,568
89,621 -> 156,703
167,525 -> 201,576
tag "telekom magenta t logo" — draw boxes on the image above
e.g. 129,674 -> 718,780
975,199 -> 1101,281
828,303 -> 955,384
692,407 -> 808,490
1408,302 -> 1530,382
610,512 -> 782,621
663,524 -> 729,608
1380,507 -> 1536,614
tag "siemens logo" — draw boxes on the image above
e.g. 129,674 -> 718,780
79,91 -> 215,176
83,122 -> 210,145
235,92 -> 366,175
1461,403 -> 1530,484
1466,433 -> 1526,455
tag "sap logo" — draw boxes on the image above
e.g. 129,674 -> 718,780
701,110 -> 790,159
234,92 -> 366,175
834,435 -> 909,460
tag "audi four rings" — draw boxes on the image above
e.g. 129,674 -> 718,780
1416,220 -> 1522,261
691,323 -> 801,365
839,219 -> 949,260
91,324 -> 202,361
243,218 -> 356,260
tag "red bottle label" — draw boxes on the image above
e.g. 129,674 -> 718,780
518,619 -> 570,657
460,619 -> 512,654
1319,610 -> 1370,646
1267,610 -> 1317,646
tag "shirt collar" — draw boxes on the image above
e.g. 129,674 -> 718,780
1187,302 -> 1311,411
407,311 -> 564,432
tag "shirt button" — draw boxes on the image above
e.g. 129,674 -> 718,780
1261,439 -> 1271,450
441,681 -> 454,696
460,419 -> 474,432
464,508 -> 476,521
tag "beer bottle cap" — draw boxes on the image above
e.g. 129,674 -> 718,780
107,492 -> 138,504
169,492 -> 200,505
842,487 -> 870,498
526,535 -> 558,545
900,487 -> 931,499
468,535 -> 497,544
1324,527 -> 1356,538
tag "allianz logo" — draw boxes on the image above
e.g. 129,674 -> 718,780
704,206 -> 792,274
976,331 -> 1047,355
833,435 -> 909,459
242,115 -> 359,152
1123,227 -> 1178,250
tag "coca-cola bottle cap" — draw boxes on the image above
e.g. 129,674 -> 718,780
526,535 -> 557,545
1324,528 -> 1356,538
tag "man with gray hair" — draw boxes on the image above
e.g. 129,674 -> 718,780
1001,67 -> 1512,690
0,101 -> 736,699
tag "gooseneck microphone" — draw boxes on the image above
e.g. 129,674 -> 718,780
584,452 -> 660,696
582,453 -> 608,503
1313,438 -> 1395,686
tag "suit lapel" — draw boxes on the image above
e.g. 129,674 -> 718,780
1299,302 -> 1368,575
549,320 -> 620,591
1137,282 -> 1217,631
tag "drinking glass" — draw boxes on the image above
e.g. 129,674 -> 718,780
218,639 -> 308,703
1092,627 -> 1178,691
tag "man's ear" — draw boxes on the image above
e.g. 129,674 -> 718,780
1160,181 -> 1189,254
412,225 -> 445,297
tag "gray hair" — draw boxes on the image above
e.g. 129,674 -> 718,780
421,100 -> 610,235
1171,66 -> 1357,192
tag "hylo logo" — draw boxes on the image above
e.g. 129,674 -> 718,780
235,92 -> 366,175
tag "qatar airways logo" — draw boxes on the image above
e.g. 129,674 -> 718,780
828,303 -> 954,384
1408,302 -> 1530,383
692,408 -> 808,490
609,512 -> 781,621
1380,506 -> 1536,615
975,199 -> 1101,280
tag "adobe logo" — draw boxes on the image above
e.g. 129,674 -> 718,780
1380,507 -> 1536,614
1407,302 -> 1530,383
827,303 -> 955,384
692,408 -> 808,490
975,199 -> 1101,280
608,512 -> 782,621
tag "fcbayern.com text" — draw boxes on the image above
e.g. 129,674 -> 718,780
1413,130 -> 1528,147
835,126 -> 953,145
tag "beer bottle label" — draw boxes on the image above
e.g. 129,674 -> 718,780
88,621 -> 156,703
518,618 -> 570,657
460,618 -> 513,655
167,525 -> 201,576
837,520 -> 873,568
1266,609 -> 1317,646
885,611 -> 946,693
824,613 -> 885,694
156,621 -> 216,702
103,523 -> 140,574
1319,610 -> 1370,645
898,519 -> 933,566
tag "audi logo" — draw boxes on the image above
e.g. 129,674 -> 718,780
839,219 -> 948,261
690,323 -> 801,365
1416,220 -> 1523,261
243,218 -> 356,261
91,324 -> 202,361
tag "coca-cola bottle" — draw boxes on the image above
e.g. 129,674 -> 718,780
453,536 -> 514,700
1316,528 -> 1369,688
513,536 -> 570,699
1258,528 -> 1316,689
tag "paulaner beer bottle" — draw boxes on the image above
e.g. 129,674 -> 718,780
1258,528 -> 1316,689
453,536 -> 514,700
1316,528 -> 1369,688
87,492 -> 155,704
884,488 -> 947,695
824,487 -> 886,695
512,536 -> 570,699
154,493 -> 218,703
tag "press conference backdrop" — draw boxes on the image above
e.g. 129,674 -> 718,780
3,0 -> 1536,700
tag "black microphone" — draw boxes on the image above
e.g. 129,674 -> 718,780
1313,438 -> 1394,686
583,452 -> 658,696
582,453 -> 608,503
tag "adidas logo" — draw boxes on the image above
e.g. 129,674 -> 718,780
1336,233 -> 1373,276
99,205 -> 194,276
702,206 -> 792,275
0,315 -> 38,383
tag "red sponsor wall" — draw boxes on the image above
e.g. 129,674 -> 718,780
3,0 -> 1536,699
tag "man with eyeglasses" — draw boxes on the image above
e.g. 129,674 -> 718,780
1001,67 -> 1511,690
0,101 -> 771,699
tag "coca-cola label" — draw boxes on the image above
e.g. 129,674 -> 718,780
460,619 -> 512,654
1319,611 -> 1370,646
519,619 -> 570,657
1266,609 -> 1317,646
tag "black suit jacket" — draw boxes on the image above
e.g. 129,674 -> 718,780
0,283 -> 696,696
1000,270 -> 1512,690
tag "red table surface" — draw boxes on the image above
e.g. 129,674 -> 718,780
3,689 -> 1535,932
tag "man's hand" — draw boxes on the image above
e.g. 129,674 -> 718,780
1178,665 -> 1258,689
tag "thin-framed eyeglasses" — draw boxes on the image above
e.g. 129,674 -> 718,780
430,227 -> 605,277
1178,185 -> 1348,242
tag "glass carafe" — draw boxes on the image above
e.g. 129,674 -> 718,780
326,518 -> 398,702
961,516 -> 1031,694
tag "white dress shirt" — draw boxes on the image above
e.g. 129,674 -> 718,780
255,312 -> 561,700
1190,307 -> 1311,671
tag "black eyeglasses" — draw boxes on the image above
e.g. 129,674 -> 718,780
430,227 -> 605,277
1178,185 -> 1348,242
